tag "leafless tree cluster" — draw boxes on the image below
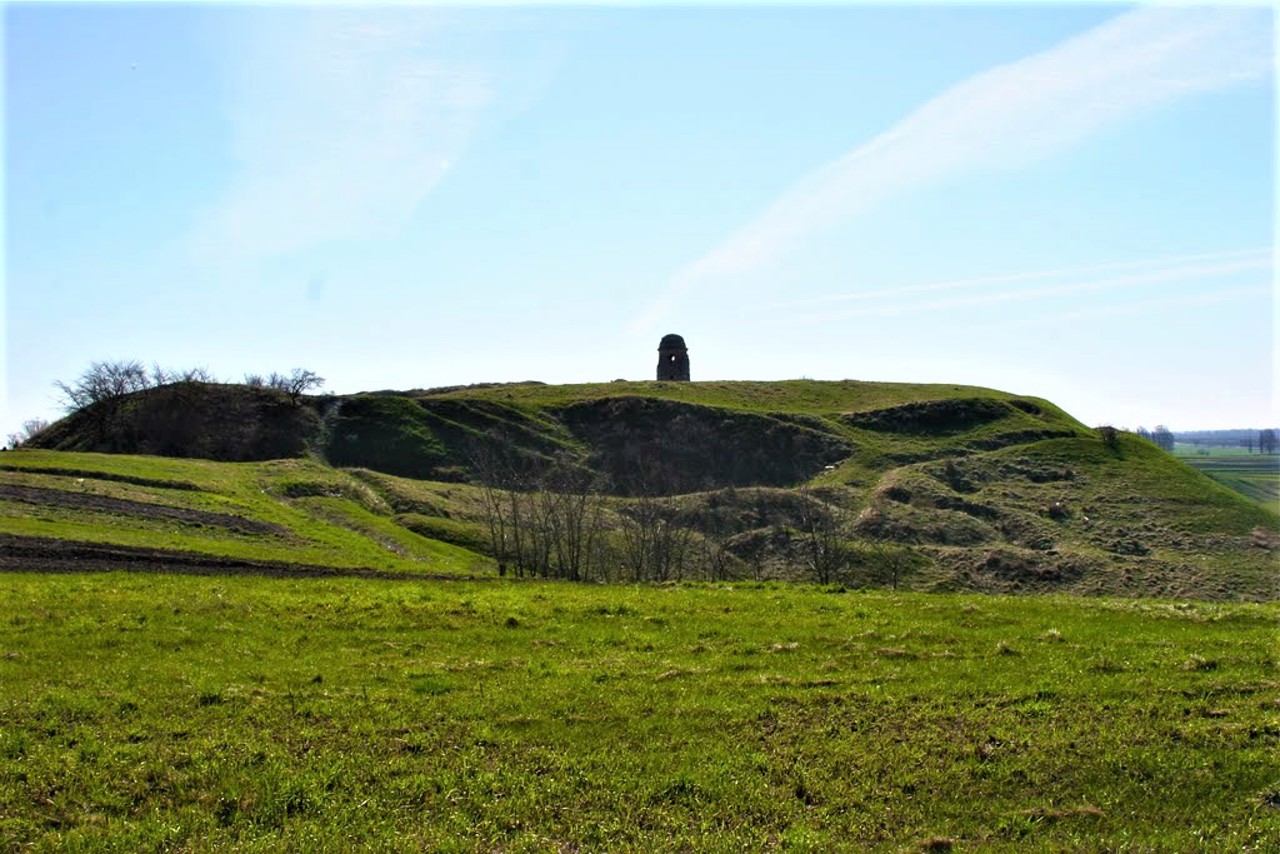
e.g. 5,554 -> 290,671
54,360 -> 222,414
617,491 -> 697,582
244,369 -> 325,404
1145,425 -> 1174,452
794,487 -> 854,584
470,439 -> 744,583
467,436 -> 905,586
470,442 -> 608,581
150,364 -> 217,386
6,418 -> 49,450
55,360 -> 153,412
53,361 -> 327,417
44,360 -> 325,449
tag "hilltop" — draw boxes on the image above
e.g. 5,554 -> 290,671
10,378 -> 1279,599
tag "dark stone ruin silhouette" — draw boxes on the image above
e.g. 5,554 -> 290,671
657,334 -> 690,381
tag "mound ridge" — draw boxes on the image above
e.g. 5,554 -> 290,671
11,378 -> 1279,599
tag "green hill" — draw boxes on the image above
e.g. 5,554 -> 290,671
9,379 -> 1278,599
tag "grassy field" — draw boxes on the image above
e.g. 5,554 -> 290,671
1173,446 -> 1279,508
0,451 -> 489,576
419,379 -> 1075,418
1,574 -> 1277,852
1174,443 -> 1259,458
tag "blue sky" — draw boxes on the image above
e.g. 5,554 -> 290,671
4,3 -> 1275,439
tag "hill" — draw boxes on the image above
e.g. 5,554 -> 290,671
11,378 -> 1279,599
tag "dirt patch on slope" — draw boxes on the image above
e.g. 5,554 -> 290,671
0,535 -> 473,581
0,464 -> 201,491
560,397 -> 852,494
842,398 -> 1013,435
0,484 -> 286,536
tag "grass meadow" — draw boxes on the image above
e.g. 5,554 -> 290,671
0,452 -> 488,576
2,574 -> 1277,852
419,379 -> 1075,420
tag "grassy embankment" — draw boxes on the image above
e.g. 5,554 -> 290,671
0,450 -> 488,576
1,574 -> 1277,851
6,376 -> 1280,599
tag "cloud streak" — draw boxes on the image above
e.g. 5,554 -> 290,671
186,9 -> 552,267
763,247 -> 1270,309
789,253 -> 1271,322
641,6 -> 1271,329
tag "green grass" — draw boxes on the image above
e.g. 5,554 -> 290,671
423,378 -> 1081,421
1174,443 -> 1260,458
998,437 -> 1276,534
1,451 -> 490,575
1,574 -> 1276,851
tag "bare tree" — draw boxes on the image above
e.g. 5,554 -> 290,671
53,360 -> 153,443
469,437 -> 611,581
865,541 -> 922,590
615,455 -> 695,582
6,418 -> 49,449
267,369 -> 325,404
468,438 -> 532,577
54,359 -> 150,412
539,458 -> 607,581
150,363 -> 218,386
794,487 -> 853,584
695,510 -> 741,582
618,492 -> 694,582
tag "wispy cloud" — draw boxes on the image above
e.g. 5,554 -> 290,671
765,247 -> 1270,309
638,6 -> 1271,331
782,248 -> 1272,321
185,9 -> 552,267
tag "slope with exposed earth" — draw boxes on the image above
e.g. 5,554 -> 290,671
11,379 -> 1278,599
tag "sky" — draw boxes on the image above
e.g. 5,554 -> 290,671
4,2 -> 1276,439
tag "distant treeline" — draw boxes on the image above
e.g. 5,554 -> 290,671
1176,429 -> 1279,453
1176,429 -> 1277,444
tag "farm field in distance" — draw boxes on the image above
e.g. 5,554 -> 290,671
2,573 -> 1277,852
1174,444 -> 1280,508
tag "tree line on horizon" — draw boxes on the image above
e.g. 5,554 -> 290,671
1169,427 -> 1278,455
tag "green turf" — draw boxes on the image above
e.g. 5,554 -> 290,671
1,575 -> 1276,851
1174,443 -> 1260,458
0,451 -> 490,575
421,379 -> 1077,420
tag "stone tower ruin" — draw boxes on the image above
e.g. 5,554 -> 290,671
656,333 -> 690,381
